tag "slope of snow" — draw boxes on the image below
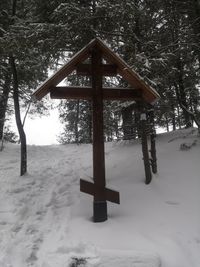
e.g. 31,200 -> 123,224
0,128 -> 199,267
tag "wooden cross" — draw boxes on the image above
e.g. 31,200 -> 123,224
50,48 -> 141,222
32,38 -> 160,222
52,48 -> 138,222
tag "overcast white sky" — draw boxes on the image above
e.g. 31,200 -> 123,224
10,108 -> 62,146
25,110 -> 62,145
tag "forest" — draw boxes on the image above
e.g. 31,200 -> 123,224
0,0 -> 200,148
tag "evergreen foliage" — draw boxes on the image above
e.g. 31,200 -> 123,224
0,0 -> 199,145
56,0 -> 199,142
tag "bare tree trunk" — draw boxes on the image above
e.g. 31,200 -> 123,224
75,100 -> 80,144
114,112 -> 120,140
88,101 -> 92,143
121,106 -> 134,140
134,110 -> 141,138
0,72 -> 11,140
172,49 -> 192,128
9,55 -> 27,176
166,116 -> 169,132
171,104 -> 176,131
177,105 -> 182,129
134,0 -> 142,53
12,0 -> 17,16
149,110 -> 157,174
140,113 -> 152,184
188,0 -> 200,67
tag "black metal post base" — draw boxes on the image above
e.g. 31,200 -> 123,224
93,201 -> 107,222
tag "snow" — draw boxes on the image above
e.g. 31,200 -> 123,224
0,128 -> 200,267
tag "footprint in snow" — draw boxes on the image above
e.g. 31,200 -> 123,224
9,159 -> 18,164
26,235 -> 43,265
194,237 -> 200,244
26,224 -> 39,235
11,223 -> 23,233
58,184 -> 70,195
10,187 -> 27,194
1,166 -> 15,170
165,200 -> 180,205
0,221 -> 7,226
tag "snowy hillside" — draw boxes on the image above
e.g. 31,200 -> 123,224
0,128 -> 200,267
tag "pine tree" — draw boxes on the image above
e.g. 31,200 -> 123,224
0,0 -> 62,173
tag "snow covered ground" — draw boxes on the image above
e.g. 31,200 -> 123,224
0,128 -> 199,267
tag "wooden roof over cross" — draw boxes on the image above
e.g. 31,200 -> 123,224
32,37 -> 160,104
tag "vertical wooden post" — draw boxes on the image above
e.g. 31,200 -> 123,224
91,46 -> 107,222
140,112 -> 152,184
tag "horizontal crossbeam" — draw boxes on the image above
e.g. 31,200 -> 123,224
51,86 -> 93,99
76,63 -> 117,76
80,179 -> 120,204
50,86 -> 142,101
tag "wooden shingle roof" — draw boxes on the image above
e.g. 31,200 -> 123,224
32,38 -> 160,104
